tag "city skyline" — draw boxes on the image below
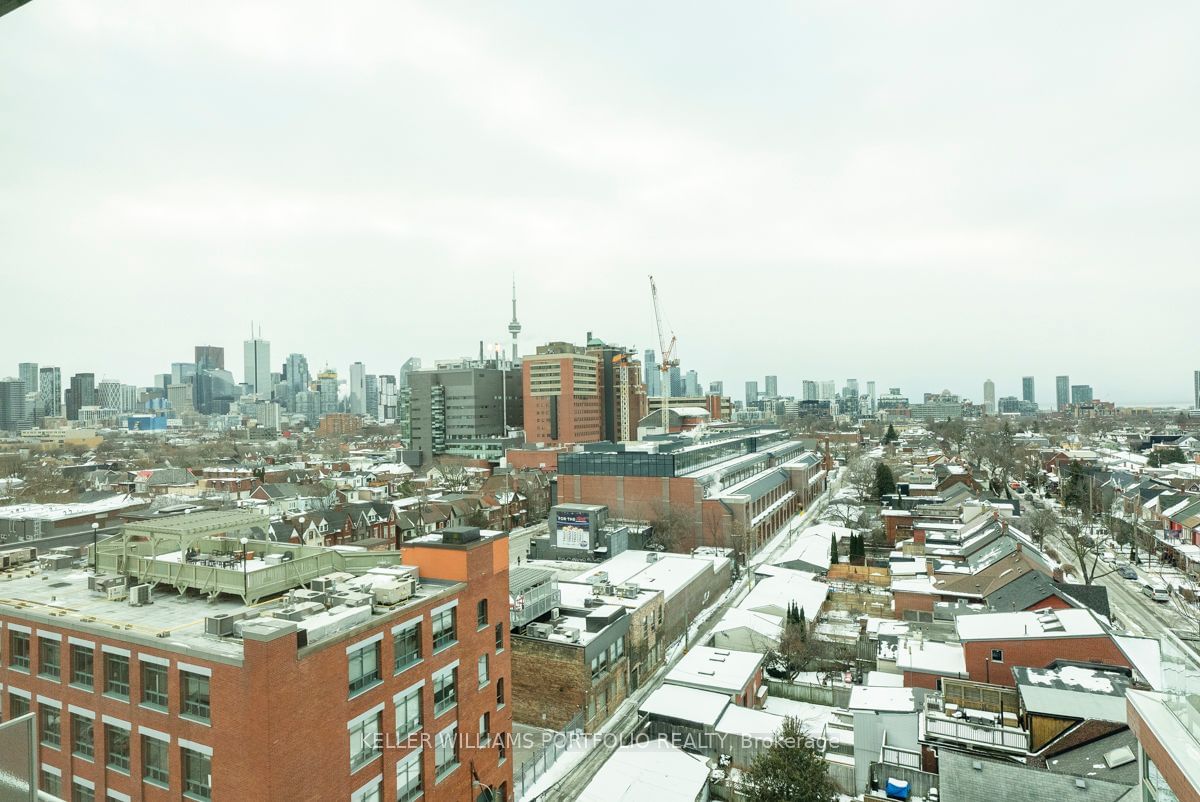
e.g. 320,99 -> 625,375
2,3 -> 1199,405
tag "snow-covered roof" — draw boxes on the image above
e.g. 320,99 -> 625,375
574,550 -> 729,602
955,608 -> 1107,642
1013,665 -> 1131,723
738,569 -> 828,621
849,685 -> 917,713
578,741 -> 711,802
1113,634 -> 1163,690
639,684 -> 730,728
664,646 -> 764,695
715,705 -> 786,740
894,638 -> 967,677
866,671 -> 906,688
710,608 -> 784,641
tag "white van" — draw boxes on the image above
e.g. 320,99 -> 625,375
1142,583 -> 1170,602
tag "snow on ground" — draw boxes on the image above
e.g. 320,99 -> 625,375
760,696 -> 842,736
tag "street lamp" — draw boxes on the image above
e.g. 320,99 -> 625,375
91,522 -> 99,573
240,537 -> 249,600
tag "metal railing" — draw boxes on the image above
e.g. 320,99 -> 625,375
514,711 -> 585,802
924,713 -> 1029,752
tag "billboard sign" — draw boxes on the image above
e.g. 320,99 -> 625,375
556,510 -> 591,550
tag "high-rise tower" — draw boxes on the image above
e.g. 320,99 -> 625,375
507,277 -> 522,362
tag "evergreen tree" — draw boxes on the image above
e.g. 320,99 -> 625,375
797,607 -> 808,640
874,462 -> 896,499
883,423 -> 898,444
829,536 -> 840,564
742,716 -> 834,802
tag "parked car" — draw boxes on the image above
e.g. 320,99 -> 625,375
1117,565 -> 1138,580
1142,583 -> 1170,602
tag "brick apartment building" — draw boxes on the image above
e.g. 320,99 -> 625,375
522,343 -> 602,446
0,511 -> 512,802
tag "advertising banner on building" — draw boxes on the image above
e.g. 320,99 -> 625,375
556,510 -> 591,550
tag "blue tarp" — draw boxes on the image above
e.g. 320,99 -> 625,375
885,778 -> 911,799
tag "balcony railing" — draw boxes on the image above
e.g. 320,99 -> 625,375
511,585 -> 562,628
924,712 -> 1029,752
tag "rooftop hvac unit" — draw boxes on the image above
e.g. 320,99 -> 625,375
583,597 -> 604,608
205,614 -> 239,637
49,545 -> 82,559
556,627 -> 581,643
617,583 -> 640,599
40,554 -> 73,571
275,602 -> 325,621
332,591 -> 373,608
128,584 -> 152,607
589,571 -> 610,585
290,589 -> 327,606
549,607 -> 561,621
527,623 -> 554,639
373,580 -> 414,606
310,576 -> 338,594
646,552 -> 660,563
106,584 -> 128,602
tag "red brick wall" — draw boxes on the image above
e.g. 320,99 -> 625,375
962,636 -> 1130,686
903,671 -> 941,690
1128,696 -> 1200,802
892,591 -> 935,619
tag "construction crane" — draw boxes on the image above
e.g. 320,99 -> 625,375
649,274 -> 679,429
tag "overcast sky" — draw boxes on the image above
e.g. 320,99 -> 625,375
2,2 -> 1198,406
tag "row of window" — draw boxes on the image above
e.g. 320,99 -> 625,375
5,693 -> 212,801
3,633 -> 212,725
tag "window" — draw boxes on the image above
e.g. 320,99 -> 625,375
479,712 -> 491,747
349,710 -> 382,771
39,637 -> 61,680
396,748 -> 423,802
498,732 -> 507,762
990,649 -> 1004,662
395,685 -> 422,741
9,693 -> 29,719
71,781 -> 94,802
71,713 -> 94,759
496,677 -> 505,708
71,645 -> 94,689
476,599 -> 488,628
434,724 -> 458,779
182,746 -> 212,800
393,622 -> 421,673
433,667 -> 457,716
349,641 -> 381,696
10,631 -> 30,671
352,779 -> 382,802
141,662 -> 168,710
40,769 -> 61,797
478,654 -> 489,688
495,622 -> 504,651
104,653 -> 130,700
142,734 -> 169,786
432,607 -> 457,652
105,725 -> 130,772
40,704 -> 61,748
181,671 -> 211,722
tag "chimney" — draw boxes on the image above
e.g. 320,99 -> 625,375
925,561 -> 935,577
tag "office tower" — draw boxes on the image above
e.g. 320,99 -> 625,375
411,361 -> 523,458
317,369 -> 339,414
765,375 -> 779,398
866,381 -> 877,414
508,277 -> 522,361
243,334 -> 272,397
668,366 -> 683,398
284,353 -> 310,395
194,345 -> 225,370
709,381 -> 724,395
65,373 -> 95,420
1194,371 -> 1200,409
1022,376 -> 1036,404
998,396 -> 1020,414
819,381 -> 836,401
153,373 -> 170,391
378,374 -> 397,420
684,370 -> 700,397
18,362 -> 38,395
171,362 -> 196,386
643,350 -> 661,398
193,368 -> 238,415
399,357 -> 422,389
745,381 -> 759,407
521,342 -> 600,446
98,380 -> 122,411
801,380 -> 818,401
587,339 -> 649,443
1056,375 -> 1070,411
349,362 -> 367,415
0,377 -> 32,432
365,374 -> 379,419
38,366 -> 61,418
1071,385 -> 1094,405
844,379 -> 859,401
983,379 -> 996,415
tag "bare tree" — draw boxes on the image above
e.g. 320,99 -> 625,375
844,456 -> 877,502
1022,506 -> 1059,548
647,501 -> 694,553
1059,517 -> 1117,585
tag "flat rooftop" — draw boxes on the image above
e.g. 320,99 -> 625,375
955,608 -> 1107,641
0,559 -> 458,664
664,646 -> 763,694
573,549 -> 730,602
